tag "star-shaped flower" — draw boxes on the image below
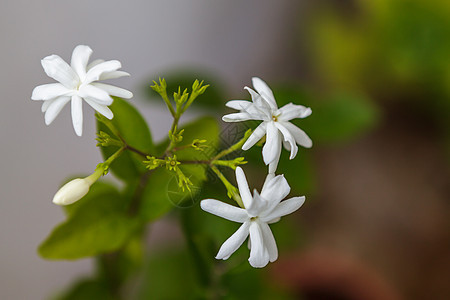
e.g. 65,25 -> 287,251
222,77 -> 312,173
31,45 -> 133,136
200,167 -> 305,268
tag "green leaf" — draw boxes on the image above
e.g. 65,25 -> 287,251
144,69 -> 226,110
140,117 -> 220,221
97,98 -> 155,183
39,182 -> 139,260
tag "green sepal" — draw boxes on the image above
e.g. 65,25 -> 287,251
139,117 -> 220,221
96,98 -> 155,183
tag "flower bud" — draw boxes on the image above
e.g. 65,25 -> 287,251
52,178 -> 91,205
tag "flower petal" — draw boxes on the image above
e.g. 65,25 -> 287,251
44,96 -> 71,125
260,174 -> 291,209
235,167 -> 253,210
242,122 -> 267,151
99,71 -> 130,80
222,112 -> 253,122
78,84 -> 113,105
216,222 -> 250,260
259,222 -> 278,262
252,77 -> 277,110
32,83 -> 71,101
87,59 -> 104,70
41,99 -> 54,112
279,122 -> 312,148
84,60 -> 121,84
262,122 -> 282,165
84,98 -> 113,120
71,95 -> 83,136
41,55 -> 79,88
277,103 -> 312,121
70,45 -> 92,80
244,86 -> 272,116
91,83 -> 133,99
261,196 -> 305,222
274,122 -> 298,159
225,100 -> 253,111
200,199 -> 248,223
268,153 -> 281,174
247,190 -> 267,217
248,222 -> 270,268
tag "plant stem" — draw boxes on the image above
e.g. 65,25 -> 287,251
210,165 -> 244,208
125,145 -> 150,158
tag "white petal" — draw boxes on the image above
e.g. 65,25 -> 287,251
70,45 -> 92,80
99,71 -> 130,80
268,153 -> 281,174
235,167 -> 253,210
91,83 -> 133,99
259,222 -> 278,262
84,60 -> 121,84
41,99 -> 54,112
87,59 -> 104,70
247,190 -> 267,217
248,222 -> 270,268
242,122 -> 267,151
252,77 -> 277,110
261,196 -> 305,222
244,86 -> 271,114
275,122 -> 298,159
279,122 -> 312,148
41,55 -> 79,88
225,100 -> 253,111
78,84 -> 113,105
32,83 -> 71,101
84,98 -> 113,120
200,199 -> 248,223
262,122 -> 282,165
44,96 -> 71,125
260,174 -> 291,208
222,112 -> 254,123
283,140 -> 291,151
216,221 -> 250,260
71,95 -> 83,136
277,103 -> 312,121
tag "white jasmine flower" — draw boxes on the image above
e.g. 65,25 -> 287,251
200,167 -> 305,268
52,178 -> 93,205
223,77 -> 312,173
32,45 -> 133,136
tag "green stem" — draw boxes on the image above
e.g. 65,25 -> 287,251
212,128 -> 252,161
125,145 -> 150,158
210,165 -> 244,208
105,146 -> 126,165
160,90 -> 176,117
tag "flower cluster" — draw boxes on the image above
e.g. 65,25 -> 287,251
200,77 -> 311,267
32,46 -> 312,269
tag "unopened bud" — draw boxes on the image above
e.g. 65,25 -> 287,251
52,178 -> 91,206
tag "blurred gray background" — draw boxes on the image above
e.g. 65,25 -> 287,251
0,0 -> 298,298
